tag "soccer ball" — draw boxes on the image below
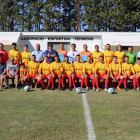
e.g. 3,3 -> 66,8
76,87 -> 82,94
24,85 -> 30,92
108,88 -> 114,94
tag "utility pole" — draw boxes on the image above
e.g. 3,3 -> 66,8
78,0 -> 80,31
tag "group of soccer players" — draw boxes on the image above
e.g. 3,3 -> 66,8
0,42 -> 140,92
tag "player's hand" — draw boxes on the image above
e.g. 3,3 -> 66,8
124,74 -> 127,78
48,53 -> 50,57
58,74 -> 62,78
9,75 -> 12,78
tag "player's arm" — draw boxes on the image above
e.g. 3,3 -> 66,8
95,64 -> 98,78
109,64 -> 115,79
38,64 -> 42,76
131,65 -> 135,75
106,64 -> 109,77
83,63 -> 87,76
121,65 -> 127,78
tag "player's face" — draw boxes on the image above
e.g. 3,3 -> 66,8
95,46 -> 99,51
36,45 -> 40,51
76,56 -> 80,61
117,45 -> 121,51
60,44 -> 64,49
44,57 -> 48,62
128,47 -> 132,53
65,57 -> 69,62
125,57 -> 129,63
48,45 -> 52,50
10,58 -> 14,64
87,57 -> 91,62
55,57 -> 59,62
32,56 -> 36,61
71,45 -> 76,51
99,57 -> 103,62
24,46 -> 28,52
106,45 -> 110,50
113,57 -> 117,63
12,45 -> 16,50
0,45 -> 3,50
137,59 -> 140,65
83,45 -> 87,51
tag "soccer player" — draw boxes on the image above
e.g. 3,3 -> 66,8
57,43 -> 67,62
103,44 -> 114,64
67,43 -> 79,63
92,45 -> 103,64
4,58 -> 19,90
9,42 -> 21,67
51,55 -> 64,90
95,56 -> 109,92
133,57 -> 140,90
44,44 -> 57,63
25,55 -> 40,87
80,44 -> 92,63
72,55 -> 85,92
83,56 -> 95,91
35,56 -> 51,90
109,56 -> 124,90
126,47 -> 136,65
122,56 -> 135,91
62,56 -> 74,91
21,44 -> 31,67
0,43 -> 9,65
114,45 -> 125,64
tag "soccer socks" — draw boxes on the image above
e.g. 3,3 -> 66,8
62,77 -> 65,87
109,78 -> 114,88
124,78 -> 127,88
58,77 -> 61,88
136,78 -> 139,88
35,80 -> 40,86
40,79 -> 45,87
51,77 -> 55,89
47,79 -> 51,87
95,78 -> 99,88
81,78 -> 84,88
72,78 -> 76,88
85,78 -> 88,88
117,78 -> 124,88
105,79 -> 108,89
92,79 -> 95,88
68,77 -> 72,88
133,78 -> 136,89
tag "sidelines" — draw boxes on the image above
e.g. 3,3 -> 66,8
81,92 -> 96,140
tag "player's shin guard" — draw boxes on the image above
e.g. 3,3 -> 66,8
40,79 -> 45,87
117,78 -> 124,88
47,79 -> 51,87
133,78 -> 136,89
85,78 -> 88,88
68,77 -> 72,88
62,77 -> 65,87
124,78 -> 127,88
109,78 -> 114,88
81,78 -> 84,88
105,79 -> 108,89
136,78 -> 139,88
95,78 -> 99,88
51,77 -> 55,89
72,78 -> 76,88
92,79 -> 95,88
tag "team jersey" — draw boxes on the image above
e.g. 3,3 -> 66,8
21,51 -> 31,66
27,61 -> 40,76
95,62 -> 109,75
109,63 -> 121,76
83,62 -> 95,75
80,51 -> 92,62
38,62 -> 51,75
122,63 -> 134,75
0,50 -> 9,65
9,50 -> 21,64
114,51 -> 125,64
92,51 -> 103,63
134,64 -> 140,76
57,49 -> 67,62
63,62 -> 74,75
126,53 -> 136,65
50,62 -> 63,75
20,67 -> 27,77
103,50 -> 114,64
67,50 -> 79,63
73,62 -> 83,75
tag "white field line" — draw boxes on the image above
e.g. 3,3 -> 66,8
81,92 -> 96,140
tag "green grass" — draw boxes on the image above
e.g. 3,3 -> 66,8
0,87 -> 87,140
86,89 -> 140,140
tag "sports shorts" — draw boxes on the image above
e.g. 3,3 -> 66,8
42,74 -> 51,79
98,74 -> 106,80
5,74 -> 18,79
74,74 -> 82,80
27,74 -> 38,79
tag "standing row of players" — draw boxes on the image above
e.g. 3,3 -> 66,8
0,42 -> 139,91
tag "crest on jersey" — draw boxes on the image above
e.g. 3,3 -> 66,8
132,56 -> 134,58
110,54 -> 111,55
91,66 -> 92,67
103,66 -> 105,68
27,55 -> 29,57
48,66 -> 50,68
58,66 -> 60,68
16,53 -> 18,55
80,66 -> 81,67
129,66 -> 130,68
35,65 -> 37,67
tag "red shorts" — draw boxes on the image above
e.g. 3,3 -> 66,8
98,74 -> 106,80
27,74 -> 38,79
5,74 -> 18,79
87,74 -> 93,79
75,74 -> 82,80
42,74 -> 50,79
123,75 -> 132,79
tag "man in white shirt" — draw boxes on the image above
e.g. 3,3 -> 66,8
67,43 -> 79,63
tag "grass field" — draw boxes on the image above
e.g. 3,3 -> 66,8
0,82 -> 140,140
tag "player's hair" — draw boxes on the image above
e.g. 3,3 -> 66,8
106,44 -> 110,47
83,44 -> 87,47
137,57 -> 140,60
117,44 -> 122,48
55,55 -> 59,58
95,45 -> 99,48
88,56 -> 91,58
48,44 -> 53,47
0,43 -> 3,46
20,62 -> 25,66
99,56 -> 103,58
44,55 -> 48,58
128,46 -> 133,51
71,43 -> 76,47
60,43 -> 64,45
32,55 -> 36,58
76,54 -> 80,57
24,44 -> 28,48
12,42 -> 17,46
125,56 -> 129,59
113,56 -> 117,59
65,56 -> 68,58
36,43 -> 40,47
